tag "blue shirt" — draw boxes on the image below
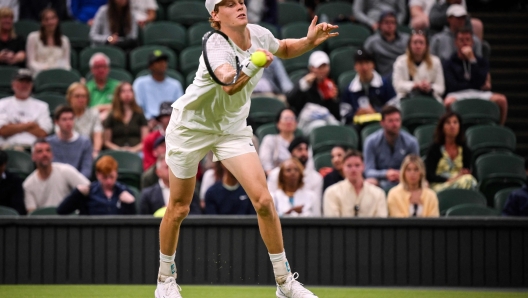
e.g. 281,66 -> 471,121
363,129 -> 419,180
503,185 -> 528,216
70,0 -> 108,23
47,134 -> 93,178
204,182 -> 256,215
133,75 -> 183,120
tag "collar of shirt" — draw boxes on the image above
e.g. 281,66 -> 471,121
349,71 -> 383,92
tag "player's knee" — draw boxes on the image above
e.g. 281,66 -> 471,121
166,203 -> 190,222
253,194 -> 275,217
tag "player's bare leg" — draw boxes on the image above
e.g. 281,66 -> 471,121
222,152 -> 318,298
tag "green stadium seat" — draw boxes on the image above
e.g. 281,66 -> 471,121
314,151 -> 333,171
143,21 -> 187,53
361,122 -> 381,147
136,69 -> 185,87
168,1 -> 209,26
179,45 -> 202,76
445,203 -> 500,217
310,125 -> 358,155
29,207 -> 58,216
249,96 -> 286,128
337,70 -> 357,94
436,188 -> 487,215
34,93 -> 67,117
255,122 -> 303,143
400,97 -> 445,133
451,99 -> 500,128
413,124 -> 436,156
330,46 -> 357,82
278,2 -> 308,26
0,66 -> 19,93
157,0 -> 177,5
259,22 -> 280,39
282,49 -> 313,74
315,1 -> 353,23
156,4 -> 166,21
494,187 -> 520,212
95,150 -> 143,189
34,69 -> 81,94
326,23 -> 371,51
14,20 -> 39,39
397,24 -> 412,34
0,206 -> 19,216
5,149 -> 34,180
60,21 -> 90,50
70,49 -> 78,72
0,91 -> 11,98
187,22 -> 212,46
127,185 -> 141,213
79,45 -> 127,75
85,68 -> 133,83
475,152 -> 526,205
129,45 -> 177,75
288,69 -> 308,84
466,125 -> 516,166
281,22 -> 324,52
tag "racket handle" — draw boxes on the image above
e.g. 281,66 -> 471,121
241,58 -> 261,77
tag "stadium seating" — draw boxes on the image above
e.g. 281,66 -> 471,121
95,151 -> 143,189
248,96 -> 286,128
34,93 -> 67,117
466,125 -> 516,166
255,122 -> 303,143
5,150 -> 34,180
437,188 -> 487,215
288,69 -> 308,84
168,1 -> 209,26
259,22 -> 280,39
310,125 -> 358,155
0,66 -> 19,93
413,124 -> 436,156
314,151 -> 333,171
494,187 -> 520,211
330,46 -> 357,82
278,2 -> 309,26
85,68 -> 133,83
360,122 -> 381,146
34,69 -> 81,94
179,45 -> 202,76
60,21 -> 90,50
326,23 -> 370,52
281,22 -> 324,52
143,21 -> 187,53
0,206 -> 19,216
445,203 -> 500,217
129,45 -> 177,75
29,207 -> 58,216
13,19 -> 39,39
79,45 -> 127,75
400,97 -> 445,133
337,69 -> 357,93
315,1 -> 353,23
187,22 -> 212,46
451,99 -> 500,128
156,4 -> 166,21
282,49 -> 313,74
70,50 -> 78,72
136,69 -> 185,87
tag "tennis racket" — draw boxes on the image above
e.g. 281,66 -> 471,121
202,30 -> 241,86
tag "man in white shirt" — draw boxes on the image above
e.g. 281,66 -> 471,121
267,137 -> 323,216
324,150 -> 387,217
0,69 -> 52,150
23,139 -> 90,213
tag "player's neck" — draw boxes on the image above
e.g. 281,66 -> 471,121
223,26 -> 251,51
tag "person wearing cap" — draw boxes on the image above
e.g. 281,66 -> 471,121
142,102 -> 173,170
341,49 -> 396,123
133,50 -> 183,128
267,136 -> 323,216
353,0 -> 407,32
0,69 -> 52,149
287,50 -> 340,135
156,0 -> 338,296
429,0 -> 483,40
86,53 -> 120,117
363,11 -> 409,77
430,4 -> 482,62
89,0 -> 138,51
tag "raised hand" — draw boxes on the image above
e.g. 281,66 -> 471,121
306,16 -> 339,47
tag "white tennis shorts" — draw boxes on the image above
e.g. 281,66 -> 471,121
165,109 -> 256,179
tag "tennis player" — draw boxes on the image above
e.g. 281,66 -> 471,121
155,0 -> 338,297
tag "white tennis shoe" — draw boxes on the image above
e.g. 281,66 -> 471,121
276,273 -> 318,298
155,276 -> 182,298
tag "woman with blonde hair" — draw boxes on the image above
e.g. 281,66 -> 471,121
103,82 -> 147,153
271,158 -> 318,217
392,30 -> 444,102
66,82 -> 103,157
0,7 -> 25,67
387,154 -> 439,217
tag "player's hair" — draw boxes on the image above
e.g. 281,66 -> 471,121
342,149 -> 363,163
277,158 -> 304,191
381,105 -> 401,120
54,105 -> 74,121
0,7 -> 16,39
89,52 -> 111,68
108,0 -> 132,35
433,111 -> 465,146
66,82 -> 90,106
39,8 -> 62,47
406,31 -> 432,78
399,154 -> 427,191
209,0 -> 227,30
110,82 -> 143,123
96,155 -> 118,175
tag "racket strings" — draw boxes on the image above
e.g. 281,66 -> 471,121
205,33 -> 238,84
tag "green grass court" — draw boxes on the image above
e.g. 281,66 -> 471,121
0,285 -> 526,298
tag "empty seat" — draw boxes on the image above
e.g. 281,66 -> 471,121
445,203 -> 499,217
494,187 -> 520,212
360,122 -> 381,147
179,45 -> 202,76
29,207 -> 58,216
466,125 -> 516,166
129,45 -> 177,75
34,69 -> 81,94
143,21 -> 187,53
326,23 -> 370,51
413,124 -> 436,156
0,66 -> 19,93
14,20 -> 39,39
249,96 -> 286,128
330,46 -> 357,81
0,206 -> 19,216
5,149 -> 34,180
79,45 -> 127,75
187,22 -> 213,46
337,69 -> 357,94
136,69 -> 185,87
400,97 -> 445,133
278,2 -> 308,26
310,125 -> 358,155
168,1 -> 209,26
60,21 -> 90,50
451,99 -> 500,128
314,151 -> 333,171
437,188 -> 487,215
34,93 -> 67,117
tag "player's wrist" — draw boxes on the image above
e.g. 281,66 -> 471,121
241,58 -> 261,77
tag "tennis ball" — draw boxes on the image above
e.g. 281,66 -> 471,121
251,51 -> 267,67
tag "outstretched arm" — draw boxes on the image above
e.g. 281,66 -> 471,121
274,16 -> 338,60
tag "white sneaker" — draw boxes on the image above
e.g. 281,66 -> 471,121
155,277 -> 182,298
276,272 -> 318,298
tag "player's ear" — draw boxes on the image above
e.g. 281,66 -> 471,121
211,11 -> 220,22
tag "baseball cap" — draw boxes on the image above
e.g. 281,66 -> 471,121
148,49 -> 169,66
354,48 -> 375,63
205,0 -> 222,13
156,102 -> 173,121
308,51 -> 330,68
446,4 -> 467,17
12,68 -> 32,81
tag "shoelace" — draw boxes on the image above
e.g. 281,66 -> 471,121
164,277 -> 182,298
283,273 -> 315,298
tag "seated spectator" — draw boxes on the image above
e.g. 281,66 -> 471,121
141,135 -> 166,189
425,112 -> 476,192
429,0 -> 482,40
259,108 -> 297,175
130,0 -> 157,28
341,49 -> 396,123
69,0 -> 107,25
140,157 -> 169,215
19,0 -> 69,22
0,69 -> 52,150
364,11 -> 410,77
503,186 -> 528,217
324,150 -> 387,217
143,102 -> 171,170
287,51 -> 340,135
205,163 -> 255,215
47,105 -> 93,178
57,155 -> 136,215
133,50 -> 183,128
199,161 -> 222,209
363,106 -> 419,192
409,0 -> 435,30
89,0 -> 138,52
443,28 -> 507,125
323,146 -> 347,192
268,137 -> 323,216
0,7 -> 25,67
23,139 -> 89,213
86,53 -> 120,119
388,154 -> 439,217
272,158 -> 318,217
26,8 -> 70,76
392,30 -> 444,102
252,58 -> 293,102
0,149 -> 26,215
66,82 -> 103,157
353,0 -> 407,31
430,5 -> 482,62
0,0 -> 19,21
103,82 -> 148,153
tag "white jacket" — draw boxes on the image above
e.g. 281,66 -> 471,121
392,54 -> 445,102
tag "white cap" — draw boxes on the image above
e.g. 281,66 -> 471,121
308,51 -> 330,68
205,0 -> 222,14
446,4 -> 467,17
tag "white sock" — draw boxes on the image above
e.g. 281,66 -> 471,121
158,251 -> 176,282
269,252 -> 291,283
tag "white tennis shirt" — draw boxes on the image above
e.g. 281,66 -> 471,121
172,24 -> 280,134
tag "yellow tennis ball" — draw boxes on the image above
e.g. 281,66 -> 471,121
251,51 -> 267,67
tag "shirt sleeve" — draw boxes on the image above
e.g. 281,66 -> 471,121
58,36 -> 71,70
80,139 -> 94,178
363,136 -> 387,179
353,0 -> 375,27
89,6 -> 110,45
57,187 -> 84,215
392,57 -> 415,95
23,181 -> 37,211
66,165 -> 91,188
92,109 -> 104,133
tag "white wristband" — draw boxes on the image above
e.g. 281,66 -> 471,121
241,58 -> 261,77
